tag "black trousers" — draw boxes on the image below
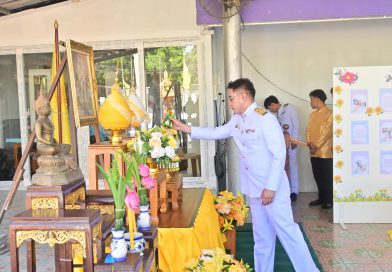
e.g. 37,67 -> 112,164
310,157 -> 333,204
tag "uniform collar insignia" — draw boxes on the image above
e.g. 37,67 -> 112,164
255,107 -> 267,116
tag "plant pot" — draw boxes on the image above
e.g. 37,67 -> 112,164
137,204 -> 151,230
110,228 -> 128,262
124,232 -> 147,253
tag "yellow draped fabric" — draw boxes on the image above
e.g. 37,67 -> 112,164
388,229 -> 392,240
158,189 -> 226,272
49,39 -> 71,144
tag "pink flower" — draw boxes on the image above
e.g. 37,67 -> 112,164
125,186 -> 140,211
341,72 -> 357,84
138,164 -> 150,177
141,176 -> 155,189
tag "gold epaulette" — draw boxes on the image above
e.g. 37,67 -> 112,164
255,108 -> 267,116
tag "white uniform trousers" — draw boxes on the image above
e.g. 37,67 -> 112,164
250,194 -> 319,272
288,147 -> 299,194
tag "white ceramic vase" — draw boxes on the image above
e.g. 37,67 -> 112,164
137,205 -> 151,230
124,232 -> 147,253
110,228 -> 128,262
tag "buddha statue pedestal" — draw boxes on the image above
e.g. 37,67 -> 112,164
31,154 -> 84,186
26,178 -> 86,210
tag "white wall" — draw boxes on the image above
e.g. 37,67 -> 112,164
213,18 -> 392,192
0,0 -> 201,47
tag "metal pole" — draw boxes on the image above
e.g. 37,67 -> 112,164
223,5 -> 242,194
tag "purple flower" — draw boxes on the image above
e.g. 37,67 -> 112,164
125,186 -> 140,211
141,176 -> 155,189
138,164 -> 150,177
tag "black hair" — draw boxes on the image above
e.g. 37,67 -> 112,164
264,95 -> 279,109
309,89 -> 327,102
227,78 -> 256,100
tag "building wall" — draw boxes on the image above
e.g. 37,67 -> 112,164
0,0 -> 201,47
213,18 -> 392,192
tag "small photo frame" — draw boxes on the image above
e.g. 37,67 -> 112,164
351,121 -> 369,145
380,151 -> 392,175
350,89 -> 368,114
379,88 -> 392,112
66,39 -> 99,127
351,151 -> 369,176
380,120 -> 392,144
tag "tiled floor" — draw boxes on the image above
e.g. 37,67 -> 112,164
292,193 -> 392,272
0,190 -> 391,271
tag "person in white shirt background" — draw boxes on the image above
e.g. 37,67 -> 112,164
264,95 -> 300,202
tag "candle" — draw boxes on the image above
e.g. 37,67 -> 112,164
128,209 -> 135,250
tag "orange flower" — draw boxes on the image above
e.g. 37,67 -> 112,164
375,106 -> 383,115
334,128 -> 343,137
334,175 -> 342,183
335,145 -> 343,153
334,85 -> 343,95
334,114 -> 343,123
335,99 -> 344,107
366,107 -> 374,116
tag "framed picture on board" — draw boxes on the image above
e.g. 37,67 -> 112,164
66,39 -> 99,127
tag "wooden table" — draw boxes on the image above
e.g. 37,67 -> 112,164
26,178 -> 86,210
88,142 -> 127,190
9,209 -> 102,272
94,248 -> 155,272
179,153 -> 201,176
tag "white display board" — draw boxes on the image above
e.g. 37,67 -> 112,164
333,66 -> 392,223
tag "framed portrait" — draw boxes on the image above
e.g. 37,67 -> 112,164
380,120 -> 392,144
351,151 -> 369,176
66,39 -> 99,127
351,121 -> 368,145
350,89 -> 368,114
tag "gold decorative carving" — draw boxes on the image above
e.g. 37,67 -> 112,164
93,222 -> 102,240
65,204 -> 82,210
104,234 -> 112,249
31,197 -> 59,210
87,203 -> 114,215
72,241 -> 99,264
16,230 -> 87,257
65,186 -> 86,205
72,243 -> 84,259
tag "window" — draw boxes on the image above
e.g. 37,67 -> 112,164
145,45 -> 201,176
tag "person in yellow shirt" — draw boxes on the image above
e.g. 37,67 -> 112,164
306,89 -> 333,209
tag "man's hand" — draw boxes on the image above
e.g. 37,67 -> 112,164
290,143 -> 297,149
261,189 -> 275,206
308,142 -> 317,154
170,118 -> 191,134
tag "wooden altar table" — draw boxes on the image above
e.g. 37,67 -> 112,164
9,209 -> 102,272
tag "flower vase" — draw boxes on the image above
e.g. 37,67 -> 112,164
125,232 -> 147,253
110,228 -> 128,262
224,229 -> 237,257
137,205 -> 151,230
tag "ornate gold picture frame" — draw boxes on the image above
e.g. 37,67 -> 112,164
66,39 -> 99,127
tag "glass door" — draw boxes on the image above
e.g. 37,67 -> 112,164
0,55 -> 18,182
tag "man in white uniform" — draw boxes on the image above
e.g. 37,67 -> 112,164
171,78 -> 318,272
264,95 -> 300,201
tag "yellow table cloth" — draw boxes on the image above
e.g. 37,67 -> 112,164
158,189 -> 225,272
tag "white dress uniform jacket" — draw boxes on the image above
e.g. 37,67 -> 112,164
191,102 -> 319,272
277,103 -> 300,194
192,103 -> 288,198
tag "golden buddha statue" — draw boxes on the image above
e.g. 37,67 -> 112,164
32,94 -> 83,186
